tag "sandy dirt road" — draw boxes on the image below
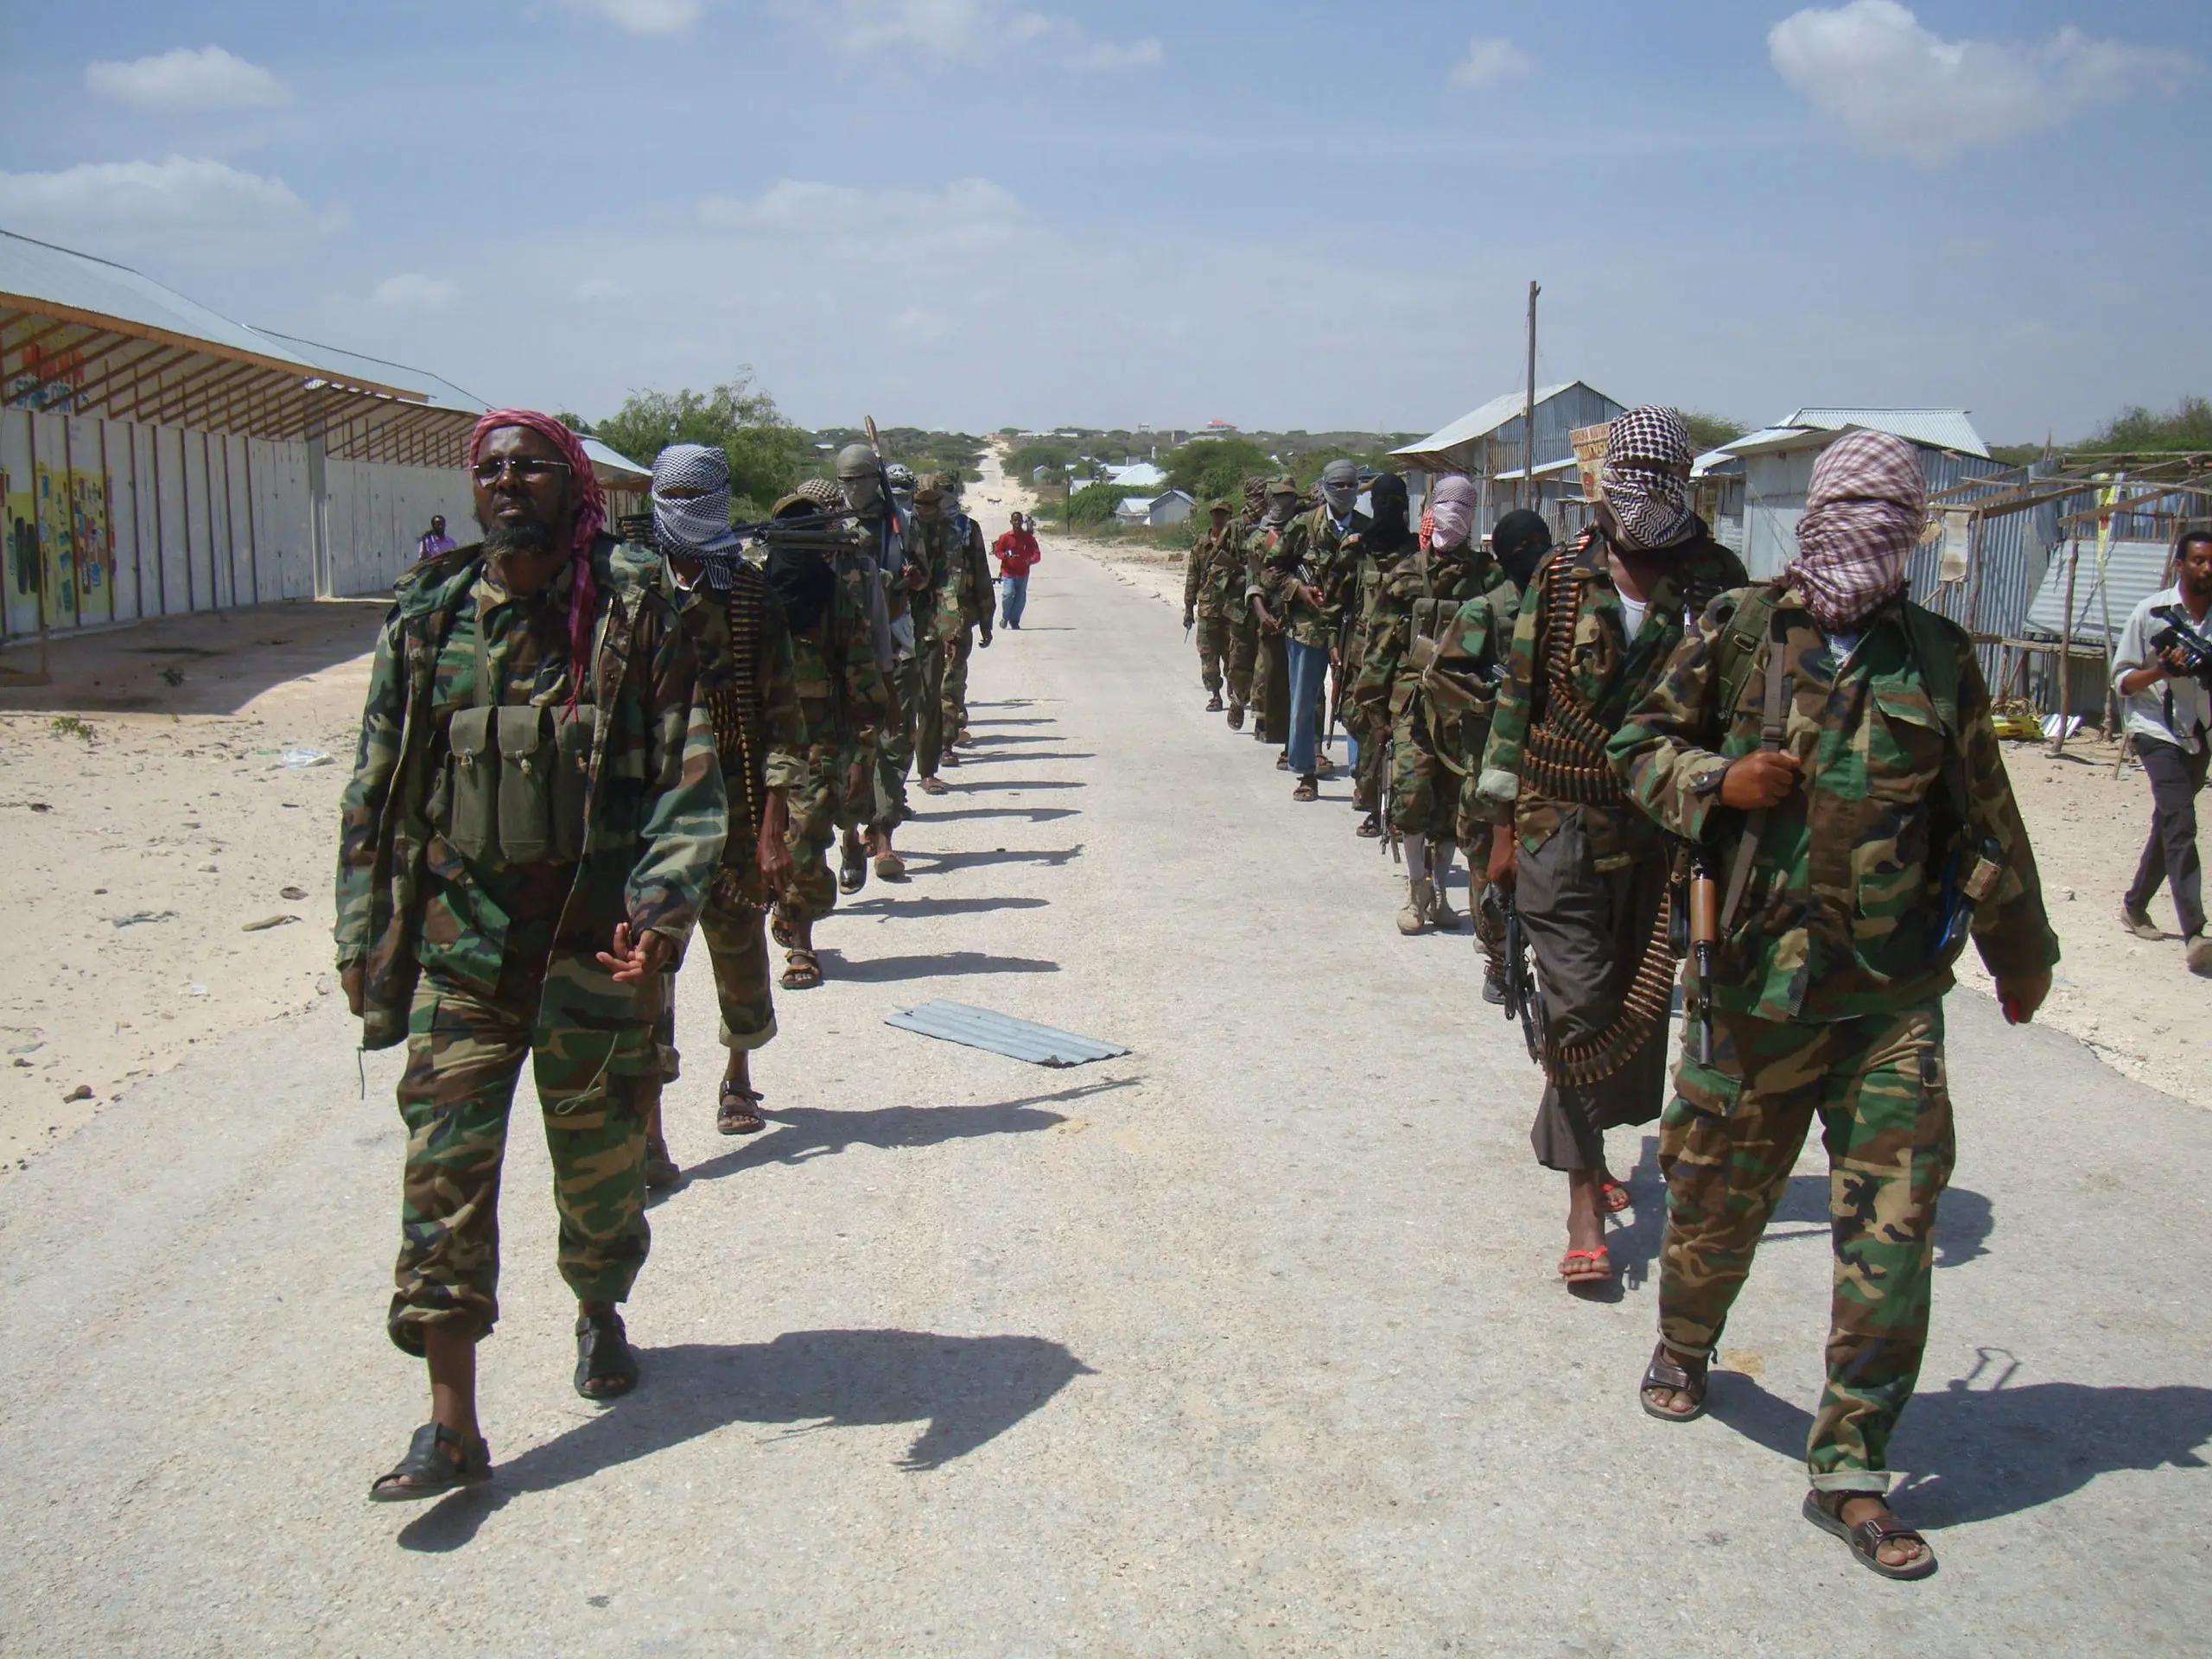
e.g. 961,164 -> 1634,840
0,455 -> 2206,1654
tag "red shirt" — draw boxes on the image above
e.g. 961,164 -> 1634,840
993,530 -> 1041,578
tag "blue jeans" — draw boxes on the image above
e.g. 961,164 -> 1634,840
1287,639 -> 1330,778
998,575 -> 1028,628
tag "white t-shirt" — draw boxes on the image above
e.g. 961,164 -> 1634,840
1617,593 -> 1649,639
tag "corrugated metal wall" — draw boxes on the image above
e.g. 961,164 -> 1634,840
0,404 -> 472,641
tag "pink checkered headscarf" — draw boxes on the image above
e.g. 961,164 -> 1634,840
1783,429 -> 1927,632
468,409 -> 606,704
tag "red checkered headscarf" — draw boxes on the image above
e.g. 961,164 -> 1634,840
468,409 -> 605,703
1783,429 -> 1927,632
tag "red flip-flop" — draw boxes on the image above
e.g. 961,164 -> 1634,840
1559,1248 -> 1611,1284
1599,1178 -> 1632,1214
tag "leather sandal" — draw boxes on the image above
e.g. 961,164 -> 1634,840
1802,1490 -> 1937,1580
838,836 -> 868,894
370,1421 -> 491,1502
779,948 -> 823,990
575,1310 -> 639,1402
1639,1341 -> 1709,1421
717,1083 -> 766,1135
643,1139 -> 683,1192
1291,777 -> 1319,802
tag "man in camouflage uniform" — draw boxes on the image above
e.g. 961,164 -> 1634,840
1611,429 -> 2057,1580
843,448 -> 920,882
342,410 -> 725,1501
1353,474 -> 1511,932
1182,499 -> 1243,714
1332,461 -> 1408,827
906,474 -> 979,795
1222,476 -> 1268,731
765,482 -> 893,988
1266,462 -> 1369,798
1244,476 -> 1299,753
1478,407 -> 1746,1287
636,444 -> 805,1185
827,445 -> 899,895
937,472 -> 995,756
1452,507 -> 1551,1001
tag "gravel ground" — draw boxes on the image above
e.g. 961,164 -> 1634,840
1,465 -> 2206,1656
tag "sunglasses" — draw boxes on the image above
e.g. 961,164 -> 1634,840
472,457 -> 572,487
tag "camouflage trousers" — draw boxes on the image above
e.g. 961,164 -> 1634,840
1659,999 -> 1954,1493
390,957 -> 654,1354
945,626 -> 974,736
1387,706 -> 1461,840
1193,611 -> 1231,696
916,629 -> 950,777
1227,608 -> 1257,710
780,746 -> 863,925
874,649 -> 922,830
653,887 -> 776,1083
1253,630 -> 1288,745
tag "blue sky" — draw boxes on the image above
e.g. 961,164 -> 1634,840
2,0 -> 2207,442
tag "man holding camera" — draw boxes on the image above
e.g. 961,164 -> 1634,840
2115,528 -> 2212,976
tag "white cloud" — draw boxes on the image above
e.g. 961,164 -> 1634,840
371,274 -> 460,312
561,0 -> 707,33
85,45 -> 291,111
0,156 -> 344,263
793,1 -> 1160,71
1448,36 -> 1532,89
697,176 -> 1021,246
577,277 -> 632,302
1770,1 -> 2196,164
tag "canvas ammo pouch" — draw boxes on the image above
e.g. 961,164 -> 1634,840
443,618 -> 596,865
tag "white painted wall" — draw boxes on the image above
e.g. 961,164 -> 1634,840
0,404 -> 474,640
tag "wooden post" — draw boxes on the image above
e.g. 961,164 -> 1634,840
2049,534 -> 2079,754
1522,280 -> 1539,512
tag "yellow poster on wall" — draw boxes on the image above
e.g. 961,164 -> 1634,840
69,467 -> 111,622
34,462 -> 74,626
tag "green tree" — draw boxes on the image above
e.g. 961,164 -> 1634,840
1065,480 -> 1126,527
2079,396 -> 2212,453
1678,410 -> 1746,454
1163,436 -> 1272,504
590,372 -> 809,518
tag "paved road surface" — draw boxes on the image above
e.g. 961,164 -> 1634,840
3,516 -> 2206,1655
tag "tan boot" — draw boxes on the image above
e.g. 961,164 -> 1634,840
1397,874 -> 1433,935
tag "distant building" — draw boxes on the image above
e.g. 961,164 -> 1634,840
1102,461 -> 1166,490
1391,380 -> 1626,532
1116,490 -> 1195,528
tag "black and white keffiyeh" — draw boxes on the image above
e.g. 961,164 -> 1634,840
651,442 -> 744,588
1600,406 -> 1698,552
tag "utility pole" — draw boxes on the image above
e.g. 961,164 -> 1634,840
1522,280 -> 1540,512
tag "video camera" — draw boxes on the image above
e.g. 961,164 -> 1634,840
2149,604 -> 2212,691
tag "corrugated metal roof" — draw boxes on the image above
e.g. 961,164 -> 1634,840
1784,406 -> 1989,459
1722,425 -> 1834,458
0,227 -> 423,397
1394,383 -> 1580,459
1691,448 -> 1743,478
886,1001 -> 1130,1067
1491,455 -> 1580,482
2021,538 -> 2175,646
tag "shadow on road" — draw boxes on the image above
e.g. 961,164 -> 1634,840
817,946 -> 1061,982
1706,1368 -> 2212,1530
950,779 -> 1086,792
912,847 -> 1083,873
914,806 -> 1079,824
843,894 -> 1050,918
963,716 -> 1056,728
395,1330 -> 1096,1550
960,751 -> 1096,765
963,734 -> 1062,747
683,1077 -> 1136,1181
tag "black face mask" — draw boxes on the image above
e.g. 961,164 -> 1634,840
766,544 -> 836,633
1366,476 -> 1411,552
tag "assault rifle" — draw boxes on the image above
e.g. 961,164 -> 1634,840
1493,881 -> 1546,1065
2149,603 -> 2212,691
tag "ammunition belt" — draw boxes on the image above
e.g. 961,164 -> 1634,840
1543,881 -> 1676,1088
1525,537 -> 1627,807
704,564 -> 772,912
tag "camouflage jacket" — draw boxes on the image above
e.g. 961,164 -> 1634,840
1183,524 -> 1244,618
1241,523 -> 1281,610
1478,524 -> 1746,868
955,514 -> 995,635
660,556 -> 807,829
1438,578 -> 1532,842
908,512 -> 995,644
1609,584 -> 2058,1020
334,537 -> 727,1050
1264,506 -> 1369,649
776,548 -> 893,763
1353,544 -> 1510,734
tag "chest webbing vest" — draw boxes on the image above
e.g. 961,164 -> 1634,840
697,562 -> 773,910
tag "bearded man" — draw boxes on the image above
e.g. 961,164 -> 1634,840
636,444 -> 804,1181
1611,429 -> 2056,1579
1478,408 -> 1747,1288
343,411 -> 725,1499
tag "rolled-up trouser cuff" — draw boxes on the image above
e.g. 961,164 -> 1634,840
1652,1327 -> 1715,1360
387,1300 -> 492,1357
720,1011 -> 778,1052
1810,1469 -> 1891,1495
